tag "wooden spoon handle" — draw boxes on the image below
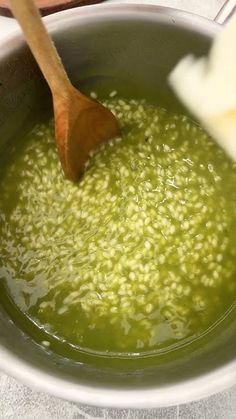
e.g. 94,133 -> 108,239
9,0 -> 72,96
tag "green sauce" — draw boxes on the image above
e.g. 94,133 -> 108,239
0,97 -> 236,356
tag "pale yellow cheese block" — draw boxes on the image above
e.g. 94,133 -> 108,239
168,16 -> 236,160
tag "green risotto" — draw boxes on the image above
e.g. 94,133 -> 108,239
0,97 -> 236,355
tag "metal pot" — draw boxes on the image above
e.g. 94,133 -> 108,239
0,2 -> 236,408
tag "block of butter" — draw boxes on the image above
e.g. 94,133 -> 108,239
168,16 -> 236,160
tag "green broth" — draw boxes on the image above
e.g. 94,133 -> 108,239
0,97 -> 236,356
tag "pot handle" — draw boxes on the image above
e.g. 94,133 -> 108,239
214,0 -> 236,24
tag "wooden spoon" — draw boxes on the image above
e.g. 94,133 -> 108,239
9,0 -> 120,181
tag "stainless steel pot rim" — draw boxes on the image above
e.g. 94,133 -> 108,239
1,344 -> 236,408
0,2 -> 220,54
0,3 -> 234,408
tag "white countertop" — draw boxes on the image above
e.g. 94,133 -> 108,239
1,1 -> 236,418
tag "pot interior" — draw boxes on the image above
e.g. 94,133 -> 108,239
0,7 -> 235,396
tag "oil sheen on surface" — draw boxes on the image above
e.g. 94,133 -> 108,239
0,97 -> 236,356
